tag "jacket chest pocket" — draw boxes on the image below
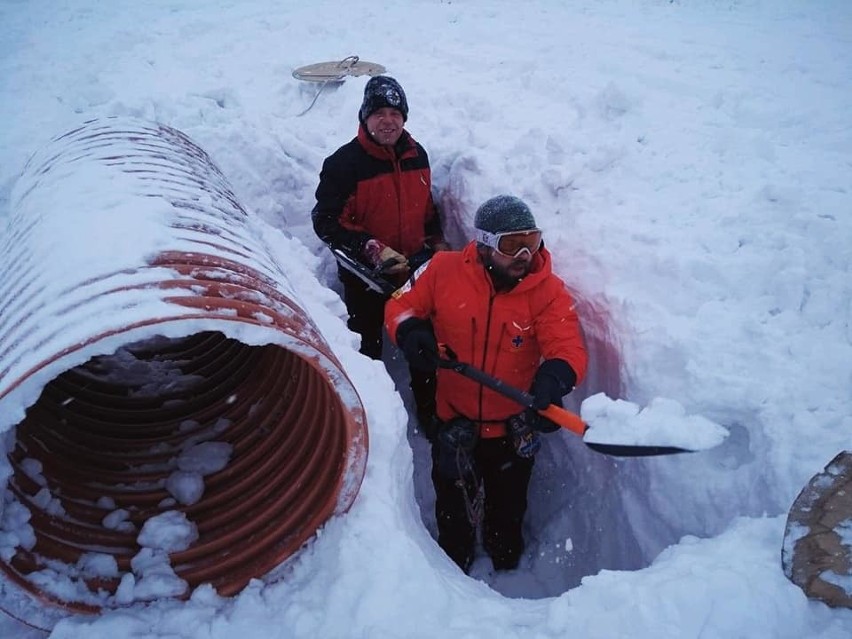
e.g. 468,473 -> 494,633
494,316 -> 539,381
499,317 -> 537,354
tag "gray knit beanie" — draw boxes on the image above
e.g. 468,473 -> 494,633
473,195 -> 537,234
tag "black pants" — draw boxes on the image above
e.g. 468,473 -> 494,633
341,270 -> 435,419
431,436 -> 534,572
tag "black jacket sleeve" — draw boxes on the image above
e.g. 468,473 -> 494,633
424,200 -> 443,246
311,144 -> 372,256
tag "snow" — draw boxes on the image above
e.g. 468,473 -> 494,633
581,393 -> 729,450
1,0 -> 852,637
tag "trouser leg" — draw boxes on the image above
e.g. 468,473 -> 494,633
431,444 -> 477,572
478,437 -> 534,571
341,270 -> 436,434
341,270 -> 385,360
409,366 -> 437,434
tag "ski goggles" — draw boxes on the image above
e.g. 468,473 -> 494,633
474,228 -> 543,258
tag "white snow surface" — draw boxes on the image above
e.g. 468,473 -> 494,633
581,393 -> 729,449
1,0 -> 851,637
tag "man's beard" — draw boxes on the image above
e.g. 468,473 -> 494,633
485,254 -> 530,291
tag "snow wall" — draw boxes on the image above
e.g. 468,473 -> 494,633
0,117 -> 368,628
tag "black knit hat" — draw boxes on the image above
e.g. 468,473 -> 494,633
359,76 -> 408,123
474,195 -> 537,234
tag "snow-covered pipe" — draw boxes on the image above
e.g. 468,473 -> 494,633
0,117 -> 368,627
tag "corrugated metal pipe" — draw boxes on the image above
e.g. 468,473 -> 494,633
0,117 -> 368,629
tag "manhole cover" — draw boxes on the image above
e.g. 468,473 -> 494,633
292,55 -> 386,83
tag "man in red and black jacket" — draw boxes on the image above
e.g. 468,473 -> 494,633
312,75 -> 448,427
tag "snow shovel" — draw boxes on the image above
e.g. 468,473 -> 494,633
333,249 -> 398,296
436,357 -> 694,457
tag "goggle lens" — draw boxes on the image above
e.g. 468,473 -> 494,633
496,230 -> 542,257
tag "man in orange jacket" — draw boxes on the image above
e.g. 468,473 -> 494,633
385,195 -> 588,572
313,76 -> 448,427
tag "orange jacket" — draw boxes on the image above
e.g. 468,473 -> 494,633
386,242 -> 588,435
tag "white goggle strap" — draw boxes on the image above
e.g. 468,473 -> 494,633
474,228 -> 499,250
473,228 -> 541,255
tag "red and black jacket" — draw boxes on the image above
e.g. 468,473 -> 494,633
312,125 -> 443,260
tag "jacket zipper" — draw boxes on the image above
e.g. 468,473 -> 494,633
476,293 -> 496,422
392,152 -> 403,251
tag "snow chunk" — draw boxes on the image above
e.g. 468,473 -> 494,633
19,458 -> 47,487
581,393 -> 729,450
103,508 -> 136,533
0,497 -> 36,561
177,441 -> 232,474
165,470 -> 205,505
129,548 -> 188,601
77,552 -> 119,578
32,487 -> 65,516
137,510 -> 198,552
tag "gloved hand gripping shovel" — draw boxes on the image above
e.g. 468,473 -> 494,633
332,248 -> 436,297
332,249 -> 399,296
436,355 -> 694,457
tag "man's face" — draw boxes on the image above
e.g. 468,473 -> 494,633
483,247 -> 533,289
365,108 -> 404,147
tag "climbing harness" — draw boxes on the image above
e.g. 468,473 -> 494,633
450,444 -> 484,528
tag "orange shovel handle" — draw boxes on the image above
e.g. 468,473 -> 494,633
437,355 -> 588,438
538,404 -> 587,437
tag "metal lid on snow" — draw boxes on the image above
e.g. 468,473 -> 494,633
292,55 -> 386,83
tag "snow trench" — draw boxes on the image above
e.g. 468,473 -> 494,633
0,115 -> 741,627
399,291 -> 680,597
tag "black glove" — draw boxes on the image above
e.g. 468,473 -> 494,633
529,359 -> 577,432
396,318 -> 439,372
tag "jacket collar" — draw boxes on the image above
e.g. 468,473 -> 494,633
357,124 -> 416,160
462,241 -> 552,294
